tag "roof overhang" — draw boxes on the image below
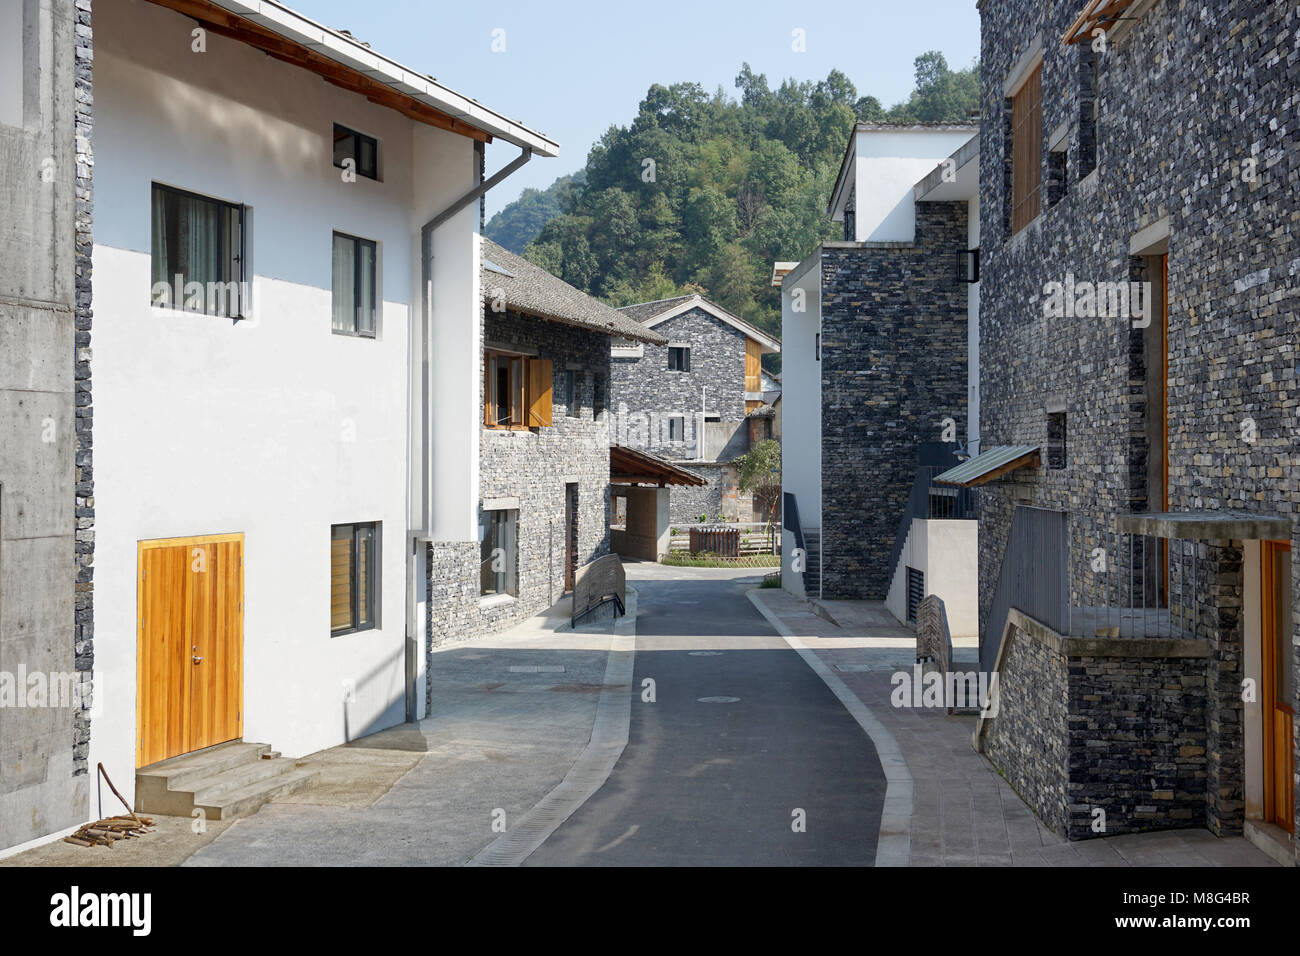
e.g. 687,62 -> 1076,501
1062,0 -> 1149,46
915,133 -> 980,202
934,445 -> 1040,487
641,295 -> 780,354
610,445 -> 708,487
144,0 -> 560,155
1116,511 -> 1292,541
771,262 -> 799,288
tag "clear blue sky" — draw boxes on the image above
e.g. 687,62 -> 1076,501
290,0 -> 982,218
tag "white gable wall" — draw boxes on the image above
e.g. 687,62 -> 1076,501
851,130 -> 976,242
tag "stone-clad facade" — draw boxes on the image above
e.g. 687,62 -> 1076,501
976,0 -> 1299,853
611,304 -> 749,459
425,307 -> 612,665
819,201 -> 970,599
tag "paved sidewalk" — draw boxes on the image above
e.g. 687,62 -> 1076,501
749,588 -> 1278,867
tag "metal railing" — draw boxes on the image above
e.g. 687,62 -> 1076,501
1072,531 -> 1199,641
981,505 -> 1069,673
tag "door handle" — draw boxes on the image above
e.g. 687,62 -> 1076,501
192,655 -> 204,664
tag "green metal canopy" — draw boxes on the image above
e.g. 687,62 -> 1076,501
933,445 -> 1041,487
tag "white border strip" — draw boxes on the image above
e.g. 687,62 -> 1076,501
466,588 -> 637,866
748,590 -> 913,866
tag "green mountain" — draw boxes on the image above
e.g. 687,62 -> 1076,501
485,52 -> 979,366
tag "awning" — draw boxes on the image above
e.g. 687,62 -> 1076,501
1062,0 -> 1139,45
933,445 -> 1040,487
610,445 -> 708,487
1116,511 -> 1291,541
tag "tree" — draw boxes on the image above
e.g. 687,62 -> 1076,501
737,439 -> 782,531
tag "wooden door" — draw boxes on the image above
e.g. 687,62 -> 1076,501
1262,540 -> 1295,832
137,534 -> 244,767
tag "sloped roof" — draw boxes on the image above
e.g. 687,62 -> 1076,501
480,238 -> 666,344
934,445 -> 1040,487
610,444 -> 708,486
617,294 -> 781,354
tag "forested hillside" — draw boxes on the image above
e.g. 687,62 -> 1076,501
485,52 -> 978,358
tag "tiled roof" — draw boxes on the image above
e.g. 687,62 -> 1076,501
616,295 -> 696,325
480,238 -> 666,344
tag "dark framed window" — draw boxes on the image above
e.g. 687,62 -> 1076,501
667,416 -> 685,441
668,346 -> 691,371
333,123 -> 378,180
479,508 -> 518,597
332,232 -> 377,336
814,332 -> 821,361
331,522 -> 379,636
593,373 -> 606,418
565,369 -> 578,417
150,183 -> 246,318
1047,411 -> 1067,470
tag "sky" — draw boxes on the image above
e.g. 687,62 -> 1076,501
290,0 -> 982,219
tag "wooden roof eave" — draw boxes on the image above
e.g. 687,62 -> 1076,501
1061,0 -> 1136,45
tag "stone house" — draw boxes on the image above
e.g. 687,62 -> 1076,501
17,0 -> 559,840
779,122 -> 982,637
0,0 -> 94,855
609,294 -> 780,525
958,0 -> 1299,862
425,238 -> 664,663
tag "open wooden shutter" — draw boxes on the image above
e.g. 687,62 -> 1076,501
527,358 -> 554,427
483,354 -> 494,427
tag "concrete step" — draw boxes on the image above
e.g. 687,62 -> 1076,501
195,766 -> 318,821
135,741 -> 318,820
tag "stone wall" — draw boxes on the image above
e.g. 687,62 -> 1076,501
425,308 -> 612,676
819,200 -> 970,600
977,0 -> 1299,850
610,306 -> 748,460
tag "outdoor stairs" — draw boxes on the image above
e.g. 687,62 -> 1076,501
135,741 -> 318,821
804,528 -> 822,598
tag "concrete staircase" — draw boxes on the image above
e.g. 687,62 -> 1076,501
136,741 -> 318,820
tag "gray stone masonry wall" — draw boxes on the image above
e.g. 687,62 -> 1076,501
665,461 -> 751,525
978,0 -> 1299,852
819,200 -> 970,600
425,307 -> 612,686
610,306 -> 747,461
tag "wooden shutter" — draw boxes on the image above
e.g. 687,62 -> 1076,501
1011,65 -> 1043,233
483,354 -> 495,427
527,358 -> 554,427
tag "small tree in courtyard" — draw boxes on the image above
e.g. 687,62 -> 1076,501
737,439 -> 781,549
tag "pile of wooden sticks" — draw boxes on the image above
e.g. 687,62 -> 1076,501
63,815 -> 156,848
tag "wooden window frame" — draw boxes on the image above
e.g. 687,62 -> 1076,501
332,231 -> 378,338
1009,64 -> 1043,234
483,349 -> 552,430
333,123 -> 378,180
331,522 -> 380,637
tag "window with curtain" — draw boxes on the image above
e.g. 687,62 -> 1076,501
151,183 -> 245,317
331,522 -> 379,635
332,232 -> 377,336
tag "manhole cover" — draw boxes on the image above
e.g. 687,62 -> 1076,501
508,665 -> 566,673
697,696 -> 741,704
688,651 -> 724,656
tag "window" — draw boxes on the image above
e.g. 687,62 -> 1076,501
333,123 -> 378,180
564,369 -> 578,417
151,183 -> 245,318
593,373 -> 606,419
1046,146 -> 1068,207
1047,411 -> 1067,469
668,346 -> 691,371
906,567 -> 924,623
1009,64 -> 1042,234
667,415 -> 685,442
484,350 -> 552,429
331,522 -> 379,635
332,232 -> 377,336
479,508 -> 517,597
814,332 -> 821,361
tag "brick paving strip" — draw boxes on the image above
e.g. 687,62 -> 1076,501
747,588 -> 1277,867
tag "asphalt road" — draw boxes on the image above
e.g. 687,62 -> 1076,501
526,569 -> 885,866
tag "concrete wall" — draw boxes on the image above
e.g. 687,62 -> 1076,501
850,129 -> 978,242
885,518 -> 979,638
87,0 -> 484,797
0,0 -> 90,853
779,263 -> 821,595
612,485 -> 668,561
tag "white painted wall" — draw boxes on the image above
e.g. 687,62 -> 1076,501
967,195 -> 981,454
851,130 -> 976,243
1243,540 -> 1264,820
0,0 -> 23,128
885,518 -> 979,638
88,0 -> 479,801
780,263 -> 821,595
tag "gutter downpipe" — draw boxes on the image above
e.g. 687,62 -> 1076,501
405,146 -> 533,723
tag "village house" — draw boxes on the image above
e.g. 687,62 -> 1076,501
43,0 -> 559,832
609,294 -> 780,525
423,237 -> 664,657
959,0 -> 1299,863
779,122 -> 982,637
